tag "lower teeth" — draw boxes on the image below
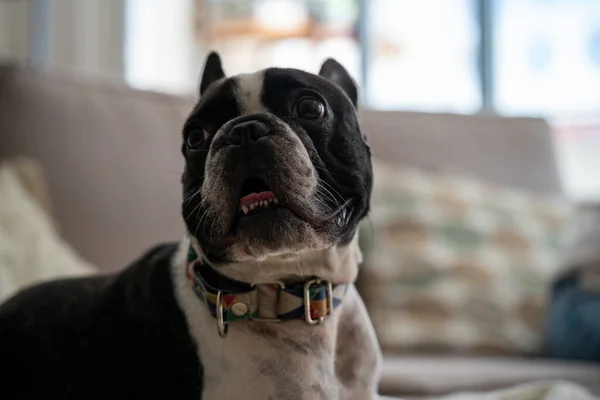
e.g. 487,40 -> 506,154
244,201 -> 277,215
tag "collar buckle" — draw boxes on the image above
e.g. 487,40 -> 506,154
304,279 -> 334,325
215,291 -> 227,338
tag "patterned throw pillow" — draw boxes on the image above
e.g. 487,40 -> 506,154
358,160 -> 574,356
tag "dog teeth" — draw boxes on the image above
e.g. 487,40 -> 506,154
241,196 -> 281,215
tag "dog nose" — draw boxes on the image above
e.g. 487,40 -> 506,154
225,120 -> 270,145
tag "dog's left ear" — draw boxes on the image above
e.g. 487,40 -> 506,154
319,59 -> 358,107
200,51 -> 226,96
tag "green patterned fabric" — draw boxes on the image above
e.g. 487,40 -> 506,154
359,160 -> 574,356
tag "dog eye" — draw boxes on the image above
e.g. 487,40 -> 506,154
186,129 -> 209,149
295,97 -> 325,120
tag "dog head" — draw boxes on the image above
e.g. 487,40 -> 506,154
181,52 -> 372,280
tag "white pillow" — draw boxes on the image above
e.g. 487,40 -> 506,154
0,162 -> 96,303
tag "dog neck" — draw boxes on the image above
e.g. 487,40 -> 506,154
187,234 -> 363,286
171,235 -> 363,399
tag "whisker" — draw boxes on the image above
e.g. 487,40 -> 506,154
183,187 -> 202,205
256,260 -> 264,278
316,181 -> 342,212
317,187 -> 340,210
313,196 -> 336,216
184,200 -> 203,223
193,218 -> 201,238
193,204 -> 210,238
313,165 -> 346,198
296,254 -> 305,281
197,207 -> 210,227
318,178 -> 344,205
208,215 -> 218,242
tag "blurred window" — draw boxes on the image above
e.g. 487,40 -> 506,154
124,0 -> 600,199
493,0 -> 600,118
125,0 -> 198,94
366,0 -> 481,113
125,0 -> 361,95
491,0 -> 600,201
198,0 -> 361,81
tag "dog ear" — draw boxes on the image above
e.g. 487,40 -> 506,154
318,59 -> 358,107
200,51 -> 225,96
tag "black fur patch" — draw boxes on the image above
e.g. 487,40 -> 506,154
0,244 -> 203,398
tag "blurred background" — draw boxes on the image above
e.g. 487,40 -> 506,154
1,0 -> 599,200
1,1 -> 600,397
1,0 -> 599,199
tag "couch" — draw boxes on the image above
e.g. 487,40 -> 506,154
1,65 -> 599,397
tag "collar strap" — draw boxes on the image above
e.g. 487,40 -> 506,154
187,246 -> 347,338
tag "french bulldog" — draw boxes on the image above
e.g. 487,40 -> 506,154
0,52 -> 382,399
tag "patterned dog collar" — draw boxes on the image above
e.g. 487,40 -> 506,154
187,247 -> 347,338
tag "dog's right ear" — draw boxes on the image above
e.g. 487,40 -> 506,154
200,52 -> 225,96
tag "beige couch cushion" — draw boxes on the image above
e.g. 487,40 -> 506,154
0,159 -> 96,303
359,160 -> 574,356
380,356 -> 600,397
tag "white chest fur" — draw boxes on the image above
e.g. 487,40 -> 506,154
171,238 -> 377,400
191,308 -> 340,399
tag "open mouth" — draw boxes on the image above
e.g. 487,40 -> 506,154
239,177 -> 282,216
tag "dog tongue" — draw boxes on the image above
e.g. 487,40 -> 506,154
240,191 -> 276,208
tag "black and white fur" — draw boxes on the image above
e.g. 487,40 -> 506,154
0,53 -> 382,399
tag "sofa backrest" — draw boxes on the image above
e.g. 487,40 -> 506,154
360,110 -> 562,195
0,65 -> 191,271
0,65 -> 563,271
